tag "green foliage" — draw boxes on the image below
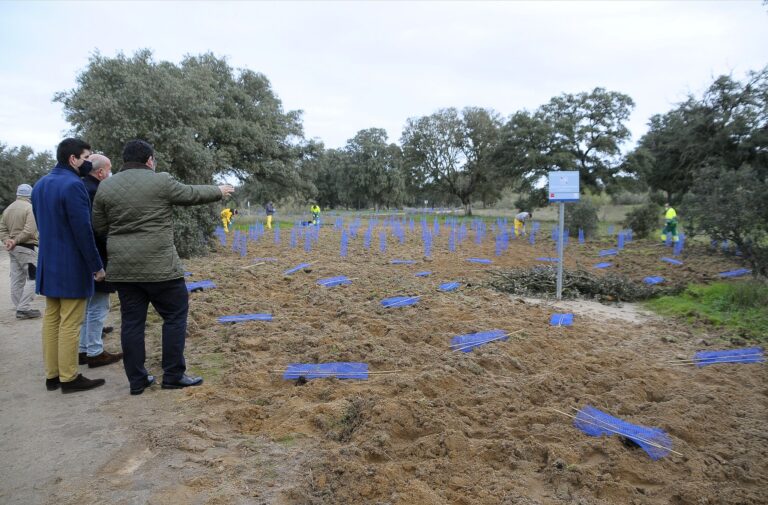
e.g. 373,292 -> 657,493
564,200 -> 599,238
683,164 -> 768,276
0,144 -> 53,210
343,128 -> 404,210
647,281 -> 768,340
627,67 -> 768,274
514,188 -> 548,212
623,202 -> 660,239
54,50 -> 305,257
610,190 -> 648,205
495,87 -> 635,204
401,107 -> 502,215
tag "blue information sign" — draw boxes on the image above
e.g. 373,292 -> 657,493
548,171 -> 580,202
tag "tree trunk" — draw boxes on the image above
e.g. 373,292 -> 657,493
464,201 -> 472,216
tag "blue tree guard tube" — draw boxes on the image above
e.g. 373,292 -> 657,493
450,329 -> 508,352
379,230 -> 387,253
550,313 -> 574,326
381,295 -> 420,308
573,405 -> 673,460
283,262 -> 312,275
439,282 -> 461,292
364,228 -> 372,249
218,313 -> 273,323
283,362 -> 368,380
340,229 -> 348,257
578,228 -> 585,244
186,280 -> 217,292
317,276 -> 352,287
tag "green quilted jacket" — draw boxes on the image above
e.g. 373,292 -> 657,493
92,162 -> 222,282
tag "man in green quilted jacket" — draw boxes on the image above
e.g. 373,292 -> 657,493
93,140 -> 234,395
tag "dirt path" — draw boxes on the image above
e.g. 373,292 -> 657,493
0,251 -> 138,503
0,251 -> 302,505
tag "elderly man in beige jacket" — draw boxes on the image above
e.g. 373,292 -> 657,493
0,184 -> 41,319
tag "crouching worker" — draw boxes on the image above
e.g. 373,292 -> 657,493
93,140 -> 234,395
514,211 -> 532,237
220,207 -> 237,233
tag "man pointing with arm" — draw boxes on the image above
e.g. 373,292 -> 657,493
93,140 -> 234,395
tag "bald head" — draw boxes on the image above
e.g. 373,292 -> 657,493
89,154 -> 112,181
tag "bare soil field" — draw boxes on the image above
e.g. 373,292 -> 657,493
149,222 -> 766,505
39,226 -> 768,505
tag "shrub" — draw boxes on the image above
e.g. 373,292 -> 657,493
564,200 -> 599,238
173,205 -> 218,258
610,191 -> 648,205
624,203 -> 661,239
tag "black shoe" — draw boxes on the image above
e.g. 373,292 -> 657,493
102,326 -> 114,335
161,374 -> 203,389
78,352 -> 87,365
45,377 -> 60,391
130,375 -> 156,395
16,309 -> 42,319
60,374 -> 105,394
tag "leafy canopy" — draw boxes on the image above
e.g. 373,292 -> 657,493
54,49 -> 305,256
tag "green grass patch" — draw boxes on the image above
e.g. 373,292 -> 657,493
187,351 -> 228,384
646,281 -> 768,340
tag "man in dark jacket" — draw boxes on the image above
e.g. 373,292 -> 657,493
32,138 -> 106,394
93,140 -> 234,395
78,154 -> 123,368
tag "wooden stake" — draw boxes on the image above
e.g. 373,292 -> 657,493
240,262 -> 266,270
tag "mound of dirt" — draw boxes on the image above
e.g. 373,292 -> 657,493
488,265 -> 683,302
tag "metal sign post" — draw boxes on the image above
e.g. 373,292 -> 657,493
556,202 -> 565,299
548,171 -> 580,300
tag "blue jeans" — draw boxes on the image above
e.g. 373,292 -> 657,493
78,291 -> 110,357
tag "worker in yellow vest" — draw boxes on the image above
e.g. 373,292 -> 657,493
660,203 -> 678,242
310,204 -> 321,225
220,208 -> 236,233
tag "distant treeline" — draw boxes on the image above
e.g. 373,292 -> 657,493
2,51 -> 765,274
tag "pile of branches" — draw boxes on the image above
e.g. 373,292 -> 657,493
488,266 -> 681,303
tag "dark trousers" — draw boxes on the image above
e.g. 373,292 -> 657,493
115,278 -> 189,389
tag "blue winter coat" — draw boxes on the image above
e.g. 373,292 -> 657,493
31,164 -> 103,298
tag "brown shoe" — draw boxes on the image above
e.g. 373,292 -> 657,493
61,374 -> 105,394
87,350 -> 124,368
78,352 -> 87,365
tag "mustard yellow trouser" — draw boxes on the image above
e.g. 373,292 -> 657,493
514,219 -> 524,237
266,215 -> 273,230
222,218 -> 229,233
43,297 -> 87,382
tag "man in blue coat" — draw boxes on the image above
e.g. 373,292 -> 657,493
32,138 -> 107,394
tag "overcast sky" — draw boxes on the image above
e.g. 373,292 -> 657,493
1,1 -> 766,155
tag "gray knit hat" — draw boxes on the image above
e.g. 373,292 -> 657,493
16,184 -> 32,197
